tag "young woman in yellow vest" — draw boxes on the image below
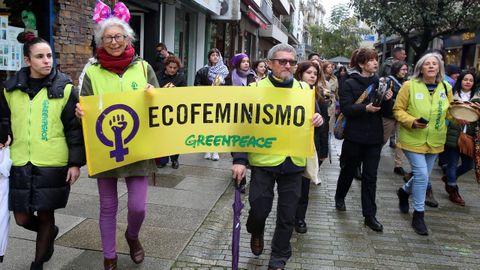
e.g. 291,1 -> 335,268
394,53 -> 457,235
75,5 -> 159,269
0,32 -> 85,270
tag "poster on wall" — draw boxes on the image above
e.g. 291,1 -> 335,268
0,15 -> 24,71
0,16 -> 7,41
8,26 -> 24,71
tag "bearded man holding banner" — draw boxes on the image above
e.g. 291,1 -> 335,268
231,44 -> 323,270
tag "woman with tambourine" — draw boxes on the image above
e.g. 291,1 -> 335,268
443,71 -> 479,206
393,53 -> 458,236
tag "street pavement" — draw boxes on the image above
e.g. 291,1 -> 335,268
2,139 -> 480,269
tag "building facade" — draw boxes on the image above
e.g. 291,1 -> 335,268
0,0 -> 321,87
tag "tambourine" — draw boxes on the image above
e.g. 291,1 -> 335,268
372,77 -> 392,106
449,100 -> 480,122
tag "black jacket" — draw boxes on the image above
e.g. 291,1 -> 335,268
1,67 -> 86,211
315,99 -> 329,159
339,71 -> 393,145
194,66 -> 210,86
156,71 -> 187,87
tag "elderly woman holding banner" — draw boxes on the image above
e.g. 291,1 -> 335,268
75,2 -> 159,270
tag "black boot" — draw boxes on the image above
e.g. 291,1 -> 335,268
30,261 -> 43,270
397,188 -> 410,214
335,197 -> 346,211
0,255 -> 3,263
295,219 -> 307,234
412,211 -> 428,235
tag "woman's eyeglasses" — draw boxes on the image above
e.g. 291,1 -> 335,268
102,34 -> 127,43
271,59 -> 298,66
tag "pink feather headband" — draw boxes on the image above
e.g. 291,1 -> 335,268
93,0 -> 131,24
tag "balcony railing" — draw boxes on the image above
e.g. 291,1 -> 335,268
272,14 -> 288,34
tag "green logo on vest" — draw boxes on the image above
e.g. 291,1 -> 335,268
41,100 -> 49,141
131,81 -> 139,90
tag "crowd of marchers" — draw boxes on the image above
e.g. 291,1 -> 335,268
1,2 -> 480,269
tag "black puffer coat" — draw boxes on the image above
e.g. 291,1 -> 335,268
339,71 -> 393,145
194,66 -> 210,86
0,67 -> 86,212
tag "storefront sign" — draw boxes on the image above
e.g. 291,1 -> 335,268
462,32 -> 475,41
80,86 -> 315,175
247,6 -> 268,29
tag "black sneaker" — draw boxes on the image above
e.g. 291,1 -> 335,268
171,161 -> 179,169
393,167 -> 406,176
335,198 -> 346,211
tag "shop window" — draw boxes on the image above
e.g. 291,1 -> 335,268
461,44 -> 475,70
445,48 -> 462,66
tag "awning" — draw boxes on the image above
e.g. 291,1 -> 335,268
246,6 -> 267,29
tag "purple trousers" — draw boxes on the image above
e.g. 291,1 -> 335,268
97,176 -> 148,259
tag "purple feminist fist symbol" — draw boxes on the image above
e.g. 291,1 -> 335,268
96,104 -> 139,162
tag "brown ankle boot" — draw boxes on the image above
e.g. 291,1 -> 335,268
446,185 -> 465,206
125,231 -> 145,264
425,187 -> 439,207
103,256 -> 117,270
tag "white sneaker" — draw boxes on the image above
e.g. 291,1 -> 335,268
204,153 -> 211,160
211,152 -> 220,161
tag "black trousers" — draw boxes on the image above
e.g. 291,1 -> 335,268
246,166 -> 302,268
335,140 -> 382,217
295,161 -> 324,221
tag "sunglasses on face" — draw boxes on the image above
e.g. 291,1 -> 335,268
271,59 -> 297,66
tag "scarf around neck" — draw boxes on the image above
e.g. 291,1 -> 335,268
97,45 -> 135,75
268,73 -> 294,88
232,68 -> 256,86
207,54 -> 229,84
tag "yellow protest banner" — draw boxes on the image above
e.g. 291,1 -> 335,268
80,86 -> 315,175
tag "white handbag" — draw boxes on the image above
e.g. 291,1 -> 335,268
303,145 -> 320,185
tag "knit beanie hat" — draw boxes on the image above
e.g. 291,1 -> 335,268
231,53 -> 248,69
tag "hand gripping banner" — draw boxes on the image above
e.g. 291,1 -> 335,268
80,86 -> 315,175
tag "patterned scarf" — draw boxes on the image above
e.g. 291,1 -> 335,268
207,53 -> 229,84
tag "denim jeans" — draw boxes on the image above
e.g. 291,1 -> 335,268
402,150 -> 438,212
445,147 -> 474,185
